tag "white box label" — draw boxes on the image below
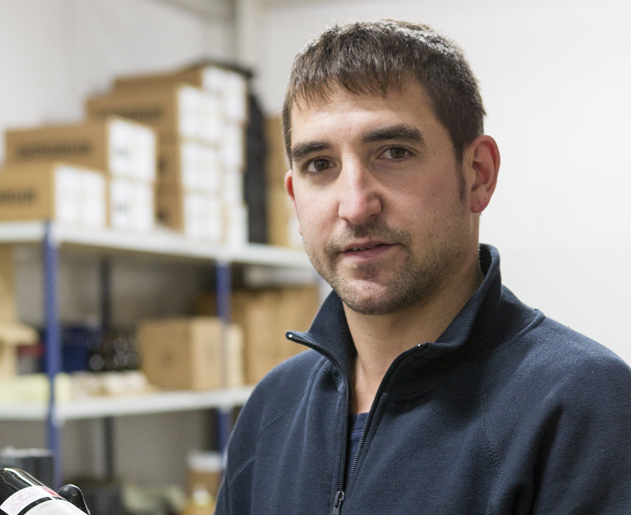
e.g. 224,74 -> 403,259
0,485 -> 69,515
20,500 -> 85,514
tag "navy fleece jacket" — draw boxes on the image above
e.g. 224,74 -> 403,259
215,245 -> 631,514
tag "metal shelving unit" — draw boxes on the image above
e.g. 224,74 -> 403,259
0,220 -> 313,487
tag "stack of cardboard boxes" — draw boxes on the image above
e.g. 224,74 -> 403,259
136,282 -> 320,391
86,65 -> 249,244
0,63 -> 252,242
1,116 -> 155,231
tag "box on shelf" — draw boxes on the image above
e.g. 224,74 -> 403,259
0,324 -> 40,377
5,118 -> 156,183
267,183 -> 302,249
0,373 -> 72,404
113,65 -> 249,124
70,371 -> 151,398
195,284 -> 319,385
137,317 -> 243,391
265,115 -> 288,186
221,168 -> 244,204
187,451 -> 222,502
264,115 -> 301,249
0,162 -> 107,228
0,247 -> 27,326
220,122 -> 245,169
156,186 -> 223,241
0,246 -> 39,377
222,200 -> 248,247
159,140 -> 222,194
109,177 -> 155,232
86,85 -> 222,145
0,345 -> 17,377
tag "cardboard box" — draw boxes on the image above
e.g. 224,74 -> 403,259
0,163 -> 107,228
109,178 -> 155,232
0,246 -> 39,377
156,186 -> 222,241
0,345 -> 17,377
86,85 -> 222,144
159,140 -> 222,194
137,317 -> 243,391
5,118 -> 156,182
196,285 -> 319,385
263,116 -> 301,248
267,183 -> 302,249
265,116 -> 288,186
219,122 -> 245,169
114,65 -> 248,123
223,200 -> 248,247
0,373 -> 72,403
187,451 -> 222,498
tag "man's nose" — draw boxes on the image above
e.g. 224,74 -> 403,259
337,160 -> 382,225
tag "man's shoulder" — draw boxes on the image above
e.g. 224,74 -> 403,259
487,311 -> 631,406
525,315 -> 628,374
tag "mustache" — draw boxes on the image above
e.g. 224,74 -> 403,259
324,223 -> 411,253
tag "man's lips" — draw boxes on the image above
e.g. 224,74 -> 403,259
337,242 -> 396,261
343,242 -> 390,252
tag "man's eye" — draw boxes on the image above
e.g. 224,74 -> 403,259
382,147 -> 409,159
307,158 -> 332,172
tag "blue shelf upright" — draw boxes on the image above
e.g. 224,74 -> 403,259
43,221 -> 62,489
215,260 -> 233,454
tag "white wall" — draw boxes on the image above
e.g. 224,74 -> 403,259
238,0 -> 631,363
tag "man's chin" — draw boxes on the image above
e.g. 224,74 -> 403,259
340,295 -> 413,316
332,280 -> 418,316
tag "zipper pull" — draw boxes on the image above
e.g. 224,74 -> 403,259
330,491 -> 345,515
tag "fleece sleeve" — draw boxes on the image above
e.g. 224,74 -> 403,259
529,356 -> 631,514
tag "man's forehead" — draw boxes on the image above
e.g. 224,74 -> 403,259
289,82 -> 435,140
290,80 -> 426,114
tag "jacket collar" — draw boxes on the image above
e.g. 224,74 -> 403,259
287,244 -> 505,383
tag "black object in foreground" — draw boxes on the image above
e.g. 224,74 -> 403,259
0,468 -> 90,514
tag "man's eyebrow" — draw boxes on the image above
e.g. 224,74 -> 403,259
290,141 -> 330,162
362,124 -> 424,145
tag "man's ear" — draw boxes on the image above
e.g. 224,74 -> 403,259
465,135 -> 500,214
284,169 -> 302,235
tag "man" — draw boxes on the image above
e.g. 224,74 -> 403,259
215,20 -> 631,514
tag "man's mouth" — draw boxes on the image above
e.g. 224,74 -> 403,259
347,243 -> 386,252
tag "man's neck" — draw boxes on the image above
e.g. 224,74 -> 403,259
344,261 -> 484,413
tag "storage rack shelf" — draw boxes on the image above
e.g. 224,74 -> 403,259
0,386 -> 255,422
0,220 -> 313,487
0,220 -> 311,268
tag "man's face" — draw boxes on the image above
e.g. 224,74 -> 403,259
285,82 -> 480,316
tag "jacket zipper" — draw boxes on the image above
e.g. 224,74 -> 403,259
287,332 -> 429,514
345,343 -> 428,491
330,491 -> 345,515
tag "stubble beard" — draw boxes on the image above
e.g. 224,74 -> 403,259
304,222 -> 459,316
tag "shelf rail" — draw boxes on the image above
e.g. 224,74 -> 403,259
43,220 -> 62,489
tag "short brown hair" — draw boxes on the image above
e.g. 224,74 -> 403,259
282,20 -> 485,161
